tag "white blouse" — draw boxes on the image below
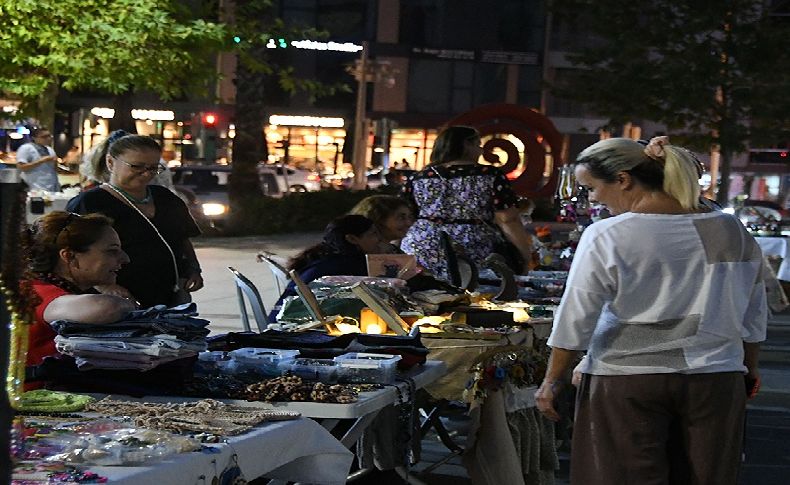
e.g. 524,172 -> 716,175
548,211 -> 767,375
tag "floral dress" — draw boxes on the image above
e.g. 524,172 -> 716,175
400,163 -> 518,281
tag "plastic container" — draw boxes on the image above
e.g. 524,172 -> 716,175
228,348 -> 300,377
280,358 -> 339,383
195,351 -> 232,375
333,353 -> 402,384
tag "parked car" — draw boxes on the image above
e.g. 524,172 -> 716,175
172,164 -> 324,229
171,165 -> 232,230
735,199 -> 790,236
340,168 -> 415,190
258,164 -> 321,194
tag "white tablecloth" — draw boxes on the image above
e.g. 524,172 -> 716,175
755,237 -> 790,281
90,418 -> 353,484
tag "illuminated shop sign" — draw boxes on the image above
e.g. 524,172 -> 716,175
91,107 -> 116,118
89,108 -> 175,121
268,115 -> 345,128
131,109 -> 175,121
266,38 -> 363,53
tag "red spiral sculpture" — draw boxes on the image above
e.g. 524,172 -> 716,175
447,103 -> 566,198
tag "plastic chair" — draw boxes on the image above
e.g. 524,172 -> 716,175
256,251 -> 290,296
227,266 -> 269,332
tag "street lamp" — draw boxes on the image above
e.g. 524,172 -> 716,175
346,42 -> 396,190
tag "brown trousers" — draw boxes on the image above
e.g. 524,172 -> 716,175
571,372 -> 745,485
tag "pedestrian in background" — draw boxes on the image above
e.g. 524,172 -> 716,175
16,127 -> 61,192
535,136 -> 767,485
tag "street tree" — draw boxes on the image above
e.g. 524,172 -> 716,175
227,0 -> 348,201
0,0 -> 226,129
550,0 -> 790,203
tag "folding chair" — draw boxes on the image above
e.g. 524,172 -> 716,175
227,266 -> 269,332
256,251 -> 290,296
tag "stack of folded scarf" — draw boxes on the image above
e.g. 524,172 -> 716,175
52,303 -> 210,371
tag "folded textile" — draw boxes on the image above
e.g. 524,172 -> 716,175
55,334 -> 206,371
51,303 -> 210,341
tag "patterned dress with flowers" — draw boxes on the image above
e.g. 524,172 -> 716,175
400,163 -> 518,281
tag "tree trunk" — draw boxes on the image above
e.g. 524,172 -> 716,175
33,81 -> 58,131
229,48 -> 266,203
109,90 -> 137,134
716,147 -> 732,206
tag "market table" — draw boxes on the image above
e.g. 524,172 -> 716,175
755,236 -> 790,281
96,360 -> 446,449
87,417 -> 353,485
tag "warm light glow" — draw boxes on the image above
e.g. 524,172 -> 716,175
335,322 -> 361,334
202,203 -> 227,216
360,308 -> 387,334
268,115 -> 345,128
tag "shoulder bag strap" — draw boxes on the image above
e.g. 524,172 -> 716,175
102,184 -> 180,292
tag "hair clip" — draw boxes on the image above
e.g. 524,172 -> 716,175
644,136 -> 670,161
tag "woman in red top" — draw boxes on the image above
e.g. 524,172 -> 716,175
25,211 -> 137,370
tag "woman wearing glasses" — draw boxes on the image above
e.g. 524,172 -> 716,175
24,211 -> 136,386
67,131 -> 203,308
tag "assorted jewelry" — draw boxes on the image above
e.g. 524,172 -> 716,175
2,178 -> 38,410
244,375 -> 359,404
84,398 -> 300,436
464,345 -> 548,402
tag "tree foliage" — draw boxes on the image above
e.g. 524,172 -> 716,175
228,0 -> 349,201
0,0 -> 226,120
550,0 -> 790,201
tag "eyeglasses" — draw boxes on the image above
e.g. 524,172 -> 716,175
112,156 -> 164,175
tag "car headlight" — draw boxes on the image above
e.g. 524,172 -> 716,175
202,203 -> 227,216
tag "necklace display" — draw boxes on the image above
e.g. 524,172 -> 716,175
107,184 -> 152,204
37,273 -> 88,295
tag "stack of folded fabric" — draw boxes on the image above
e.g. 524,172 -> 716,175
52,303 -> 210,371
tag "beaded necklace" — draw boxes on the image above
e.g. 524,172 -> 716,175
107,183 -> 152,204
36,273 -> 88,295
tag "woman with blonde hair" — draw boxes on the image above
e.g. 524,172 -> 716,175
535,137 -> 767,484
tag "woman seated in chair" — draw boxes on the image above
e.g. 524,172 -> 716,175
350,194 -> 464,292
349,195 -> 414,250
268,215 -> 385,320
23,211 -> 138,387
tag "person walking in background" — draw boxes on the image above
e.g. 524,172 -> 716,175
400,125 -> 535,280
535,137 -> 767,485
67,131 -> 203,308
16,127 -> 61,192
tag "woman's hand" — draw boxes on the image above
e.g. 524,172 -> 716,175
183,272 -> 204,292
535,379 -> 563,421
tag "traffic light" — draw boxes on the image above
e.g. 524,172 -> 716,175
203,113 -> 217,127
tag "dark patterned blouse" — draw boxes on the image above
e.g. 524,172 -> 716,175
400,163 -> 517,280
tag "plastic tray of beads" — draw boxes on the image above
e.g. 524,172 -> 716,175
279,358 -> 339,383
228,348 -> 300,377
333,353 -> 401,384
